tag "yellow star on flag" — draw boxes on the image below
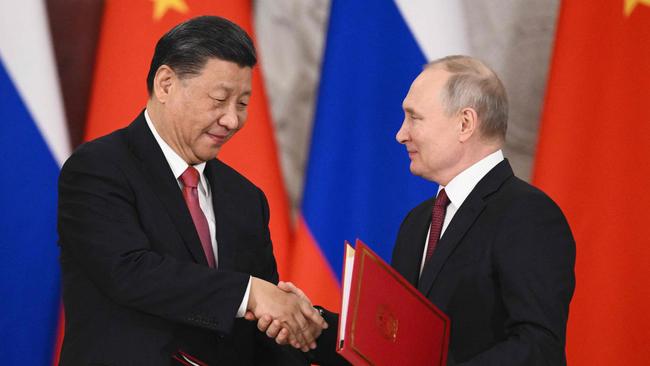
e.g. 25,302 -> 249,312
152,0 -> 189,21
625,0 -> 650,16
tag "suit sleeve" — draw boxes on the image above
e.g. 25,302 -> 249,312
459,193 -> 576,366
309,309 -> 351,366
255,184 -> 280,285
58,146 -> 250,335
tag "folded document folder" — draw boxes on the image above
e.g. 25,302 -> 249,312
336,239 -> 450,365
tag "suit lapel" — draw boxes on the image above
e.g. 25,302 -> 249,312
417,195 -> 486,294
126,113 -> 208,266
417,160 -> 514,296
203,160 -> 236,271
398,202 -> 434,287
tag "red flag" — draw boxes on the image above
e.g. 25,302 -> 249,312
533,2 -> 650,365
290,217 -> 342,311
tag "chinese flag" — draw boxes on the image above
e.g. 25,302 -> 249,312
533,2 -> 650,365
84,0 -> 293,274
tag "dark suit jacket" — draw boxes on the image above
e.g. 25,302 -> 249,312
314,160 -> 575,366
57,112 -> 304,365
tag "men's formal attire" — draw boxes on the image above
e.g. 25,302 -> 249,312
314,152 -> 575,366
58,111 -> 301,365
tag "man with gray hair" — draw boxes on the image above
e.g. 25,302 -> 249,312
269,55 -> 576,365
390,55 -> 575,364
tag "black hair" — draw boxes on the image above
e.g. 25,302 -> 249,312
146,15 -> 256,94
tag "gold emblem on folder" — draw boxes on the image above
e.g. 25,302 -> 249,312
375,304 -> 399,342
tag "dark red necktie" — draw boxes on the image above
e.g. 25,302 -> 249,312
424,189 -> 451,264
180,167 -> 216,268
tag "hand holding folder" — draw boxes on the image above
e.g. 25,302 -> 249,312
337,239 -> 450,366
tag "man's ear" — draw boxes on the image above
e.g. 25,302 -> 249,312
458,107 -> 478,142
152,65 -> 175,103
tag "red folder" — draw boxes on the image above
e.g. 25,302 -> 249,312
336,239 -> 450,365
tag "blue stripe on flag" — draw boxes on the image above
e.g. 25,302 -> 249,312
0,59 -> 61,365
303,0 -> 437,281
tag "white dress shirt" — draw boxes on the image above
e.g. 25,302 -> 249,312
420,150 -> 504,275
145,110 -> 250,317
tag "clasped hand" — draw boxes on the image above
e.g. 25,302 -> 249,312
246,278 -> 327,351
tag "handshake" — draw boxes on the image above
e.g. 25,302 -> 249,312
245,278 -> 328,352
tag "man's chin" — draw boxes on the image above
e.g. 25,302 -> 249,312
196,147 -> 221,162
409,163 -> 421,176
409,164 -> 430,180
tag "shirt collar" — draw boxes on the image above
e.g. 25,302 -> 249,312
438,149 -> 504,208
144,109 -> 208,190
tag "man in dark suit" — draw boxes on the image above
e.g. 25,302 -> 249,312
266,55 -> 575,365
57,16 -> 324,365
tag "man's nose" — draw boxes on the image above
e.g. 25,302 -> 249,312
396,120 -> 408,144
219,104 -> 239,130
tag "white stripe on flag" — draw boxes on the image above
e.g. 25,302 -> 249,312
394,0 -> 470,61
0,1 -> 70,167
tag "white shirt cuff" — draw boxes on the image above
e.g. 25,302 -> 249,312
236,276 -> 252,318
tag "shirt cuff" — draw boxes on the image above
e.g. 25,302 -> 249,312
236,276 -> 252,318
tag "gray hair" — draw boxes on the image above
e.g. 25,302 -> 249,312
427,55 -> 508,141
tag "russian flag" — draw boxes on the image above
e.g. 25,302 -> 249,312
290,0 -> 470,310
0,2 -> 70,365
